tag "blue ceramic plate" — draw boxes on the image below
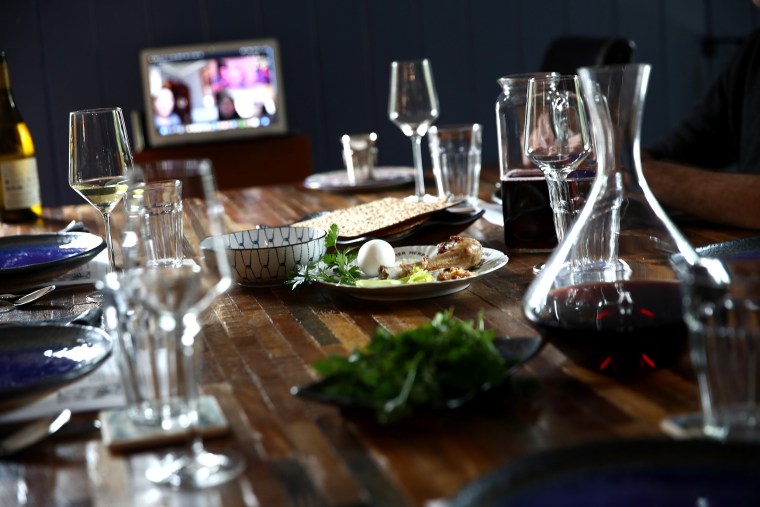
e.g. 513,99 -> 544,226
0,232 -> 106,288
0,323 -> 112,411
696,236 -> 760,259
447,439 -> 760,507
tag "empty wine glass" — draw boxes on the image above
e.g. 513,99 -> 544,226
69,107 -> 132,302
388,59 -> 440,201
524,75 -> 592,242
121,159 -> 244,489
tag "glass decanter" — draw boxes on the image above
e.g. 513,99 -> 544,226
522,63 -> 699,375
496,72 -> 560,252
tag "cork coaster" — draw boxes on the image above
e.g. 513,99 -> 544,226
100,395 -> 229,452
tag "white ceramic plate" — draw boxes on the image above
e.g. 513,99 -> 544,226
317,245 -> 508,301
303,166 -> 415,192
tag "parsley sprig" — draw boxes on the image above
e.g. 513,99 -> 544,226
287,224 -> 362,289
311,309 -> 515,423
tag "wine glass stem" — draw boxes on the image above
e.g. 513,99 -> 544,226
410,134 -> 425,199
544,172 -> 572,242
102,212 -> 117,272
179,314 -> 204,454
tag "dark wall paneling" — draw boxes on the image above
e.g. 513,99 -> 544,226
1,0 -> 760,206
259,0 -> 324,173
315,1 -> 375,172
367,0 -> 431,172
471,2 -> 525,182
616,0 -> 667,145
661,0 -> 708,145
39,2 -> 103,207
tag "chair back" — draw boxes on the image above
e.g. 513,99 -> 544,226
541,36 -> 637,75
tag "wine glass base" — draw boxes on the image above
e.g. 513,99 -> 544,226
146,449 -> 245,489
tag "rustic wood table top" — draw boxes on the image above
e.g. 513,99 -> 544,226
0,173 -> 756,507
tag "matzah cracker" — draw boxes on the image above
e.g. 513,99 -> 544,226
292,197 -> 456,238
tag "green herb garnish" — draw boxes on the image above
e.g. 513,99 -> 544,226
312,309 -> 515,423
287,224 -> 362,288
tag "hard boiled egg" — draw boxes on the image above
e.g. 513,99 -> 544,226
357,239 -> 396,276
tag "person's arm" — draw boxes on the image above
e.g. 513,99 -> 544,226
643,153 -> 760,230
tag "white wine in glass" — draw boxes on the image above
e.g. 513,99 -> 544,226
68,107 -> 132,298
70,176 -> 129,215
388,59 -> 439,201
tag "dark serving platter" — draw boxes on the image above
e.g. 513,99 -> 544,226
0,323 -> 112,411
0,232 -> 106,289
292,336 -> 542,412
275,206 -> 485,246
447,439 -> 760,507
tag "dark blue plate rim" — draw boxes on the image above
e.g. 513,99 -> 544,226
448,439 -> 760,506
0,323 -> 112,405
0,232 -> 106,279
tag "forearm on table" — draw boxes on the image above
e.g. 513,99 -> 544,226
642,154 -> 760,230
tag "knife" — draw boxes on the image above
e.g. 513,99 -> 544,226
0,409 -> 72,457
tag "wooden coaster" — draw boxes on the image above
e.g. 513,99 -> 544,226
100,395 -> 229,452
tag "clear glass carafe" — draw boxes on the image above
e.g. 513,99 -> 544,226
522,64 -> 699,375
496,73 -> 559,252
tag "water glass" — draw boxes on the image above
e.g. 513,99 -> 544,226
140,179 -> 183,266
678,256 -> 760,440
106,158 -> 243,487
428,123 -> 482,207
101,271 -> 190,430
341,132 -> 377,184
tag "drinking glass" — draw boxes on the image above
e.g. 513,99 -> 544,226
388,59 -> 440,201
122,159 -> 244,488
523,75 -> 592,242
69,107 -> 132,302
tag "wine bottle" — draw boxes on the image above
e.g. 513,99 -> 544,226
0,51 -> 42,222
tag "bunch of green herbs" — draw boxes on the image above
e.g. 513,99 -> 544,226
287,224 -> 362,288
312,309 -> 516,423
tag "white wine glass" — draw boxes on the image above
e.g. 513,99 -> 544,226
122,159 -> 244,489
69,107 -> 132,301
524,75 -> 592,242
388,59 -> 440,201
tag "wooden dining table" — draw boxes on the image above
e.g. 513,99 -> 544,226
0,170 -> 757,507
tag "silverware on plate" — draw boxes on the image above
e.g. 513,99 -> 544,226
0,409 -> 71,457
0,285 -> 55,312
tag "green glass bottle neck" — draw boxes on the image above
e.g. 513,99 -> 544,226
0,53 -> 11,92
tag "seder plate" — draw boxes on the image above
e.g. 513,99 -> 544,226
316,245 -> 508,301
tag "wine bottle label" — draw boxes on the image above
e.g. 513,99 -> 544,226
0,157 -> 41,210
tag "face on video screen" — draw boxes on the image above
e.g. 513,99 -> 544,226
141,40 -> 286,146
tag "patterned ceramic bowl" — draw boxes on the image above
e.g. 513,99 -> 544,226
205,227 -> 327,287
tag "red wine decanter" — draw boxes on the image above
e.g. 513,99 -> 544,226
522,64 -> 699,376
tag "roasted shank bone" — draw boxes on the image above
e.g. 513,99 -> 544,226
379,236 -> 483,279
